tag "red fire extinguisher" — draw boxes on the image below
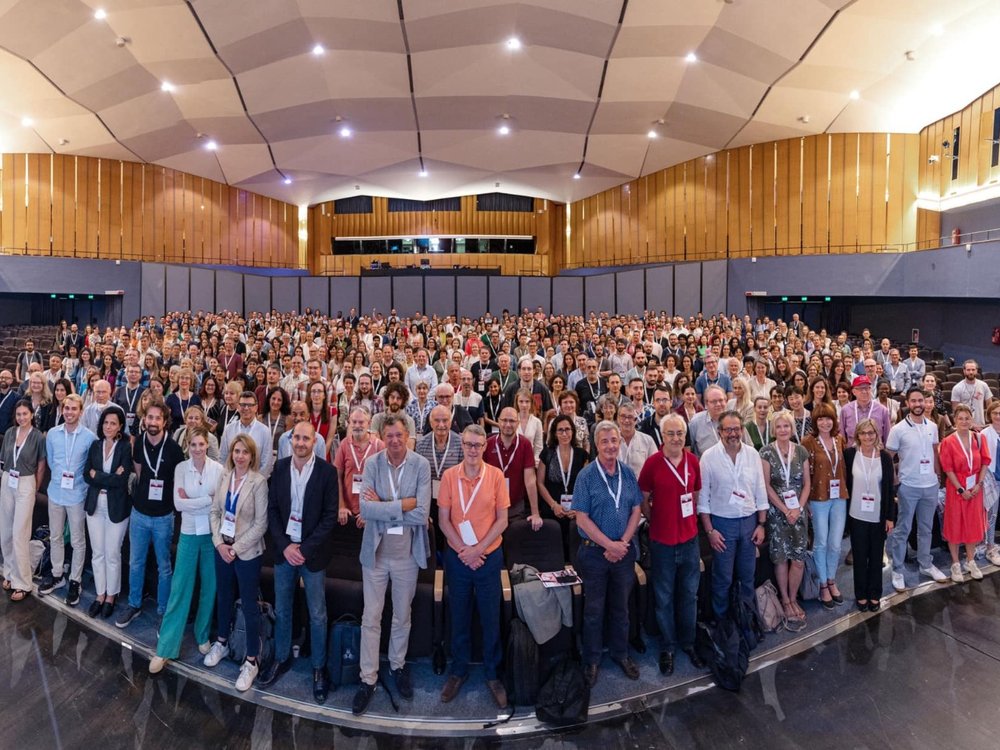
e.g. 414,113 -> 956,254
952,227 -> 961,245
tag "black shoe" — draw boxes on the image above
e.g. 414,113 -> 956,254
584,664 -> 599,688
65,581 -> 80,607
615,656 -> 640,680
258,657 -> 292,688
101,601 -> 115,619
868,601 -> 881,613
352,682 -> 376,715
392,664 -> 413,700
629,635 -> 646,654
38,575 -> 65,595
313,668 -> 328,705
115,605 -> 142,629
659,651 -> 674,676
683,647 -> 706,670
88,599 -> 104,618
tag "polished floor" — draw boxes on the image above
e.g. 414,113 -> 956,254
3,572 -> 1000,749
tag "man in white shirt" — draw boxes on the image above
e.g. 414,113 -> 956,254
698,410 -> 768,620
221,391 -> 275,478
616,402 -> 657,478
82,379 -> 114,434
951,359 -> 993,428
405,348 -> 438,395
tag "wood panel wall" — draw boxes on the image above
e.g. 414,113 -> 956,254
565,133 -> 921,269
0,153 -> 301,268
308,195 -> 563,276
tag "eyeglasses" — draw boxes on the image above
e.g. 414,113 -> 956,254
555,426 -> 573,433
238,403 -> 256,409
720,427 -> 743,434
462,441 -> 486,450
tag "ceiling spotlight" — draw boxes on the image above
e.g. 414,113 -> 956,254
904,50 -> 916,62
849,90 -> 860,100
58,138 -> 69,146
647,130 -> 658,139
283,177 -> 292,185
418,169 -> 428,177
338,125 -> 352,138
573,173 -> 581,180
498,125 -> 510,135
706,154 -> 714,162
160,81 -> 175,92
506,37 -> 521,50
20,116 -> 33,128
204,140 -> 218,151
312,44 -> 325,56
685,52 -> 697,63
797,114 -> 811,124
94,8 -> 107,20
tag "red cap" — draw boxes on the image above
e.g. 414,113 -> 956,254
852,375 -> 871,388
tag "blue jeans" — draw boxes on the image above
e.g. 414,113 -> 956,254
577,543 -> 636,665
127,510 -> 174,613
711,514 -> 757,621
649,537 -> 700,653
214,551 -> 263,659
273,562 -> 327,668
810,499 -> 847,583
890,483 -> 938,573
445,546 -> 503,680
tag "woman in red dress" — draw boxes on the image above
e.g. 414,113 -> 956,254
939,404 -> 990,583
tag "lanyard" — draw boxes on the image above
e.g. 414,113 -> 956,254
905,417 -> 931,461
859,448 -> 878,496
63,427 -> 80,465
724,447 -> 746,494
386,459 -> 407,502
225,472 -> 247,515
12,426 -> 29,468
776,441 -> 794,488
795,415 -> 806,441
586,379 -> 602,401
0,391 -> 12,412
596,460 -> 623,510
497,371 -> 513,391
819,435 -> 839,475
125,387 -> 139,412
556,446 -> 574,494
143,437 -> 165,479
486,396 -> 500,418
663,453 -> 689,492
957,432 -> 975,473
495,438 -> 517,475
267,413 -> 282,440
458,470 -> 485,516
290,456 -> 314,515
350,438 -> 374,472
178,394 -> 191,414
855,401 -> 873,423
431,434 -> 452,479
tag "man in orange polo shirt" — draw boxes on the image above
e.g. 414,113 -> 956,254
332,407 -> 383,527
437,424 -> 510,709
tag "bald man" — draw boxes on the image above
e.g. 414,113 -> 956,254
422,383 -> 472,435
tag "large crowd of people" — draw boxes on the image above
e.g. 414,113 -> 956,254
0,306 -> 997,714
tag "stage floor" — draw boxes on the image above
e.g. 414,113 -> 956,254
3,553 -> 1000,748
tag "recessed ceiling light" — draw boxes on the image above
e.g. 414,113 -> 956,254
338,126 -> 352,138
204,140 -> 218,151
21,116 -> 33,128
312,44 -> 325,56
647,130 -> 658,139
685,52 -> 697,63
706,154 -> 714,162
160,81 -> 175,92
573,173 -> 581,180
418,169 -> 428,177
94,8 -> 107,20
283,177 -> 292,185
849,90 -> 860,100
506,37 -> 521,50
498,125 -> 510,135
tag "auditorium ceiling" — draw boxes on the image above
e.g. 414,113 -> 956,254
0,0 -> 996,205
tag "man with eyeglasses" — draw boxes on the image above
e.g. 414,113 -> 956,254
486,407 -> 542,529
639,413 -> 706,675
422,383 -> 473,436
501,357 -> 553,414
694,355 -> 733,401
698,410 -> 768,621
687,384 -> 728,457
220,391 -> 274,478
437,425 -> 510,708
638,385 -> 674,449
617,402 -> 657,478
575,357 -> 606,420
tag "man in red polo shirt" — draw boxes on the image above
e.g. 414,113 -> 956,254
638,412 -> 706,676
485,407 -> 542,530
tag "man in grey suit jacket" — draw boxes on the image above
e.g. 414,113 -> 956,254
352,413 -> 432,715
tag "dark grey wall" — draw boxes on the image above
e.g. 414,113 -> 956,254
941,200 -> 1000,242
165,265 -> 190,313
425,276 -> 455,318
243,274 -> 271,315
300,277 -> 328,314
674,263 -> 701,317
215,270 -> 243,313
584,274 -> 614,316
646,265 -> 673,314
552,277 -> 583,316
489,277 -> 519,314
141,263 -> 165,320
360,277 -> 391,316
392,277 -> 423,317
521,276 -> 550,312
457,276 -> 488,319
615,269 -> 645,316
330,277 -> 359,316
190,268 -> 215,312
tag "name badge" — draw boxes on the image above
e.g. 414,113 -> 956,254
828,479 -> 841,499
458,519 -> 479,546
7,470 -> 20,489
729,489 -> 749,510
286,513 -> 302,541
220,511 -> 237,539
966,475 -> 977,490
782,489 -> 799,510
505,478 -> 510,496
351,475 -> 364,496
860,494 -> 876,513
387,525 -> 404,536
149,479 -> 165,501
560,494 -> 574,512
680,492 -> 694,517
126,412 -> 136,428
61,471 -> 75,490
432,479 -> 441,499
919,459 -> 931,475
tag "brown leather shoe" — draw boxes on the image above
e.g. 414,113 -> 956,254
584,663 -> 599,688
486,679 -> 508,709
439,673 -> 468,703
615,656 -> 640,680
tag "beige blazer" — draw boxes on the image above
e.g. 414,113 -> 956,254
210,469 -> 269,560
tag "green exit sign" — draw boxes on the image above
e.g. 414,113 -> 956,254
800,296 -> 808,301
780,296 -> 788,302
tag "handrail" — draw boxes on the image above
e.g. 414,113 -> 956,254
0,246 -> 304,270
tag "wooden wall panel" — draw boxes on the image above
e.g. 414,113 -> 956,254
25,154 -> 42,254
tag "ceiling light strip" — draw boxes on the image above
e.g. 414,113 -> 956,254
182,0 -> 286,184
397,1 -> 425,174
578,0 -> 630,172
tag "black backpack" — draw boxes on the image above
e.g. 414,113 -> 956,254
326,614 -> 362,689
535,657 -> 590,726
229,598 -> 276,674
504,618 -> 540,705
704,617 -> 750,692
30,525 -> 52,580
730,586 -> 765,652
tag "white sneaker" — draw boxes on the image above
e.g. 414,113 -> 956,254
235,660 -> 258,692
148,656 -> 168,674
891,571 -> 906,592
967,559 -> 984,580
950,562 -> 964,583
921,565 -> 949,583
203,641 -> 229,668
986,548 -> 1000,567
198,642 -> 212,655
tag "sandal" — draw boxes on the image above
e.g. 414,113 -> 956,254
819,584 -> 835,610
9,589 -> 28,602
2,580 -> 11,591
792,601 -> 806,619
